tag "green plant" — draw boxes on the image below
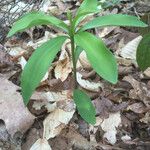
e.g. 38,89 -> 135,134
7,0 -> 147,124
137,14 -> 150,71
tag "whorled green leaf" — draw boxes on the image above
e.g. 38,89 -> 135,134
7,11 -> 68,37
80,14 -> 148,31
21,36 -> 67,105
75,32 -> 117,84
136,34 -> 150,71
73,89 -> 96,124
73,0 -> 98,28
76,0 -> 98,16
75,46 -> 83,64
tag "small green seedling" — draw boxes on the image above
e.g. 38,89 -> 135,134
7,0 -> 147,124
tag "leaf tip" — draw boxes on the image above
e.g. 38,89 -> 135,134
7,31 -> 12,38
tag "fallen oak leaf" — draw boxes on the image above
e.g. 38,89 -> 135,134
100,112 -> 121,145
93,97 -> 128,118
120,36 -> 142,60
30,138 -> 52,150
0,75 -> 35,137
43,108 -> 75,140
54,47 -> 72,82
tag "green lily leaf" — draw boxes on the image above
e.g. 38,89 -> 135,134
75,46 -> 83,64
21,36 -> 67,105
7,11 -> 68,37
73,89 -> 96,124
75,32 -> 118,84
73,0 -> 98,28
76,0 -> 98,16
80,14 -> 148,31
137,34 -> 150,71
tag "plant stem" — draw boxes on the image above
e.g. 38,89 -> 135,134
70,35 -> 77,89
68,12 -> 77,89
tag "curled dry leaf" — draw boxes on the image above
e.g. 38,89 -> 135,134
127,102 -> 146,114
120,36 -> 142,60
0,75 -> 35,136
77,72 -> 103,92
79,51 -> 91,69
54,47 -> 72,82
43,108 -> 75,140
30,138 -> 51,150
96,112 -> 121,145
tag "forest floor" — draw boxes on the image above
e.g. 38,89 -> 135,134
0,0 -> 150,150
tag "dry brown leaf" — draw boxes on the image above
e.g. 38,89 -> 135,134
120,36 -> 142,60
93,97 -> 128,118
54,48 -> 72,82
123,75 -> 150,107
32,90 -> 72,102
0,48 -> 14,73
140,111 -> 150,124
101,112 -> 121,145
79,51 -> 91,69
77,72 -> 103,92
127,103 -> 146,114
117,56 -> 133,66
30,138 -> 51,150
144,67 -> 150,78
43,108 -> 75,140
121,135 -> 131,142
0,75 -> 35,136
27,31 -> 56,49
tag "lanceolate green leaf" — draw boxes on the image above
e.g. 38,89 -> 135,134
80,14 -> 148,31
76,0 -> 98,16
7,11 -> 68,37
136,34 -> 150,71
21,36 -> 67,105
75,46 -> 83,64
73,0 -> 98,28
73,89 -> 96,124
75,32 -> 117,84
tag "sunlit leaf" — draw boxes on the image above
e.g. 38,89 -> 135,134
75,32 -> 118,84
80,14 -> 148,31
7,11 -> 68,37
73,89 -> 96,124
21,36 -> 67,105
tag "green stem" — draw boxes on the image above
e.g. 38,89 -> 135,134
68,12 -> 77,89
70,35 -> 77,89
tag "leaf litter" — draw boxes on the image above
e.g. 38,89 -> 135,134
0,0 -> 150,149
